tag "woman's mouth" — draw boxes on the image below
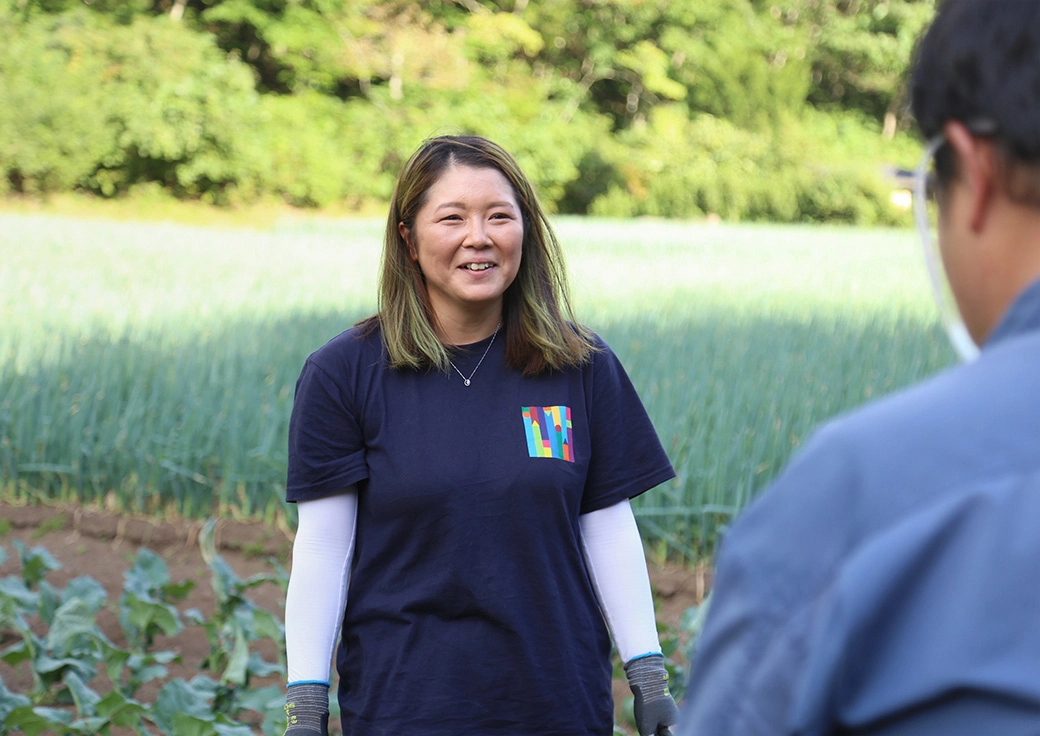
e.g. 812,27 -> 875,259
462,263 -> 494,271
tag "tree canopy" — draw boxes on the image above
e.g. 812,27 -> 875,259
0,0 -> 936,222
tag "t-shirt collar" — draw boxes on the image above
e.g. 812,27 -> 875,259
985,277 -> 1040,349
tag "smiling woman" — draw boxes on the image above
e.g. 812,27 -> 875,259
398,165 -> 523,344
367,135 -> 597,377
279,135 -> 680,736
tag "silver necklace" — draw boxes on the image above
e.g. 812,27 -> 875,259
449,322 -> 501,387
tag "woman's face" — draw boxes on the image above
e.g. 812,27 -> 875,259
401,164 -> 524,330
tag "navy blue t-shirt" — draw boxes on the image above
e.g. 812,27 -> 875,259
286,324 -> 675,735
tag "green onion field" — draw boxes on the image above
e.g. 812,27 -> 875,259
0,213 -> 956,562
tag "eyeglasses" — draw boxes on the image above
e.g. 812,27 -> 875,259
911,120 -> 998,363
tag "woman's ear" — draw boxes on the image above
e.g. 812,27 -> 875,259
399,222 -> 417,260
944,120 -> 997,233
399,222 -> 418,261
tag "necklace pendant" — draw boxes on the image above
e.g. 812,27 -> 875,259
448,321 -> 500,389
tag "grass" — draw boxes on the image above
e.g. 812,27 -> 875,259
0,212 -> 955,562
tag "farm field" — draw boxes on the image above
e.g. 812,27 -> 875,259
0,212 -> 956,563
0,501 -> 701,735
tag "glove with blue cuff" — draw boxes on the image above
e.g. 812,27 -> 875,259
283,682 -> 329,736
625,653 -> 680,736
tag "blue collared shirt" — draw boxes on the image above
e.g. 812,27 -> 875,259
679,279 -> 1040,735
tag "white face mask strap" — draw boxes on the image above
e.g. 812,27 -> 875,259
913,134 -> 982,363
946,321 -> 982,363
912,135 -> 944,259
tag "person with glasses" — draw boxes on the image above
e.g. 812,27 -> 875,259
676,1 -> 1040,734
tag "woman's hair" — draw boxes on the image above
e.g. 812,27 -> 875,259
358,135 -> 597,375
910,0 -> 1040,199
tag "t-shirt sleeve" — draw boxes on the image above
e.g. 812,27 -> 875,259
580,341 -> 675,514
286,355 -> 369,502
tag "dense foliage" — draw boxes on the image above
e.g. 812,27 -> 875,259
0,528 -> 692,734
0,524 -> 287,735
0,0 -> 934,222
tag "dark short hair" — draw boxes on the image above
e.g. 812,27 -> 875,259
911,0 -> 1040,187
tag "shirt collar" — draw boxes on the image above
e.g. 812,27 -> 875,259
985,277 -> 1040,349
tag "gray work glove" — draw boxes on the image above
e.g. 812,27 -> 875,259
283,682 -> 330,736
624,654 -> 680,736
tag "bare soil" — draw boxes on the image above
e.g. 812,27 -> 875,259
0,502 -> 708,734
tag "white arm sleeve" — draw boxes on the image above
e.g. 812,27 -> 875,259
579,499 -> 662,664
285,489 -> 357,684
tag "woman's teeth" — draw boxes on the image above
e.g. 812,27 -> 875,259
464,263 -> 492,271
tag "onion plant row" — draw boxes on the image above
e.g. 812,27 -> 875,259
0,214 -> 955,562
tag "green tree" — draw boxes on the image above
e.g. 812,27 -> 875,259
0,10 -> 265,199
516,0 -> 808,130
659,0 -> 811,128
0,13 -> 113,193
789,0 -> 936,129
0,0 -> 928,222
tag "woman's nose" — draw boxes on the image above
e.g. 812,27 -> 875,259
463,218 -> 491,246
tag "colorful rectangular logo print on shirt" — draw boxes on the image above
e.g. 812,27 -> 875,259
521,406 -> 574,462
